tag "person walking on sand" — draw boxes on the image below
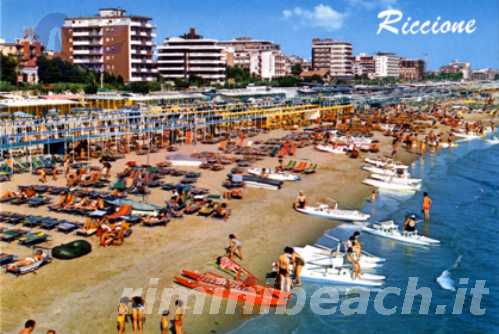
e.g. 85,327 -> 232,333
131,296 -> 145,334
422,192 -> 432,221
278,247 -> 293,293
174,299 -> 184,334
226,234 -> 243,260
160,310 -> 170,334
19,320 -> 36,334
117,297 -> 129,334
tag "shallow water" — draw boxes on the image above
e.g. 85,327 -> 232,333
232,137 -> 499,334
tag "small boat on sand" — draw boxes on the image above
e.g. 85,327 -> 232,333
242,175 -> 283,190
363,178 -> 420,192
315,144 -> 348,154
362,220 -> 440,246
247,168 -> 300,181
175,270 -> 289,306
295,203 -> 370,222
364,157 -> 408,170
362,165 -> 409,177
370,173 -> 422,186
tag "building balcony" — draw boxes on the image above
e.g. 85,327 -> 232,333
73,57 -> 103,64
131,58 -> 154,64
156,59 -> 184,64
73,31 -> 102,37
188,67 -> 225,72
158,66 -> 186,71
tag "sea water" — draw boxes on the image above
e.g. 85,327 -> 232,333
232,138 -> 499,333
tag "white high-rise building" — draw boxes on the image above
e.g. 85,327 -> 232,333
374,52 -> 401,78
311,38 -> 352,78
157,28 -> 226,83
61,8 -> 157,82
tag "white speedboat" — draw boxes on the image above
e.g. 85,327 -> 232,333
295,204 -> 370,222
300,264 -> 385,287
294,245 -> 383,270
247,168 -> 300,181
315,144 -> 348,154
363,178 -> 420,192
485,136 -> 499,145
362,220 -> 440,246
362,165 -> 410,177
370,173 -> 422,186
439,142 -> 458,148
364,157 -> 408,170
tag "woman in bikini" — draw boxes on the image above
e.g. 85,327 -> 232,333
131,296 -> 145,334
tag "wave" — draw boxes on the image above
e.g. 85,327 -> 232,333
436,255 -> 462,292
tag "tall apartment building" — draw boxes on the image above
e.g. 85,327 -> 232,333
60,8 -> 157,82
157,28 -> 226,83
374,52 -> 401,78
399,59 -> 425,81
219,37 -> 289,79
352,53 -> 375,78
311,38 -> 352,78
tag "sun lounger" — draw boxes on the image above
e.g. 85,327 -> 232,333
283,160 -> 297,171
23,216 -> 44,228
27,196 -> 50,207
18,232 -> 49,246
2,229 -> 28,242
57,222 -> 79,234
0,253 -> 16,266
40,218 -> 61,230
303,163 -> 318,174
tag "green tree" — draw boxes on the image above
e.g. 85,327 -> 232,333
126,81 -> 151,94
291,63 -> 302,76
0,54 -> 18,84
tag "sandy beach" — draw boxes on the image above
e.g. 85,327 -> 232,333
1,114 -> 492,333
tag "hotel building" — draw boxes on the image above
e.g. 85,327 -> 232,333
157,28 -> 226,83
60,8 -> 157,82
374,52 -> 401,78
352,53 -> 376,78
311,38 -> 353,78
219,38 -> 289,80
399,59 -> 425,81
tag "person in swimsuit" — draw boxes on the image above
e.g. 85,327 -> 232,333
226,234 -> 243,260
346,247 -> 361,280
294,191 -> 306,209
160,310 -> 169,334
291,248 -> 305,286
422,192 -> 432,221
7,250 -> 46,272
403,214 -> 417,233
19,320 -> 36,334
117,297 -> 129,334
131,296 -> 144,334
277,247 -> 293,293
174,299 -> 184,334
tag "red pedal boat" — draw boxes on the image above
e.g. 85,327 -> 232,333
175,270 -> 289,307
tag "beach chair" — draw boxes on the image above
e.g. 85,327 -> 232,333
18,231 -> 49,246
283,160 -> 296,171
57,222 -> 79,234
292,161 -> 308,173
303,163 -> 318,174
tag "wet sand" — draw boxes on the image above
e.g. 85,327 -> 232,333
0,124 -> 463,333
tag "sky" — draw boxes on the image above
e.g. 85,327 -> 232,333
1,0 -> 498,70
